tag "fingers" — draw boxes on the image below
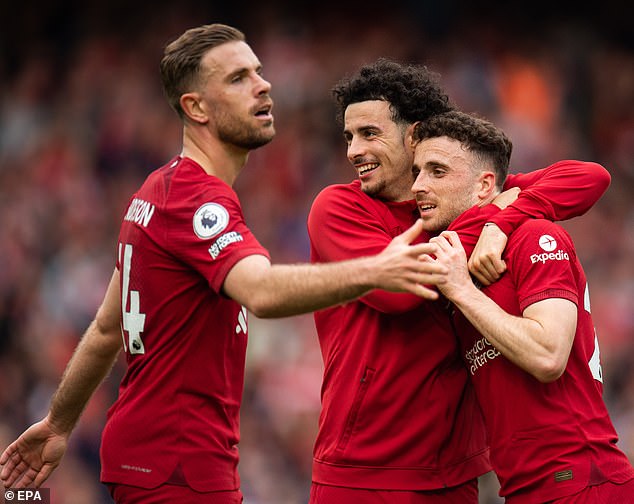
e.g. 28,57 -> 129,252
469,223 -> 508,285
1,457 -> 46,489
33,464 -> 55,489
428,231 -> 465,260
11,464 -> 37,489
408,240 -> 439,258
395,219 -> 423,245
468,256 -> 506,286
407,283 -> 439,300
0,446 -> 9,465
0,447 -> 18,486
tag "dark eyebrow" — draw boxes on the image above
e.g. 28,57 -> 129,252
347,125 -> 380,136
359,125 -> 378,133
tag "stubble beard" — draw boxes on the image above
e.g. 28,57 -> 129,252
360,179 -> 386,198
216,109 -> 275,150
219,122 -> 275,150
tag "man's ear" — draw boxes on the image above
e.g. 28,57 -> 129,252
406,121 -> 421,151
478,171 -> 498,200
180,92 -> 209,124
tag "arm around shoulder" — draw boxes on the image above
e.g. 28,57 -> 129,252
223,220 -> 445,318
497,160 -> 611,230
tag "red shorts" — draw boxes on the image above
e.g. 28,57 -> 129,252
309,479 -> 478,504
106,483 -> 243,504
547,478 -> 634,503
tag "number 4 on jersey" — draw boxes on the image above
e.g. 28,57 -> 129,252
584,282 -> 602,383
119,243 -> 146,355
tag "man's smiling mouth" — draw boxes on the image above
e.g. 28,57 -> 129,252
358,163 -> 379,176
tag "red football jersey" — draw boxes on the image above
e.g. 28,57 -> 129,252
308,181 -> 490,490
100,156 -> 269,491
449,210 -> 634,503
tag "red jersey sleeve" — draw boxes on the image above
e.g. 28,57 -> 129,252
308,184 -> 425,313
165,174 -> 269,294
489,160 -> 610,236
505,220 -> 579,312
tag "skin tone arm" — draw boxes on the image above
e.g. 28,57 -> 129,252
429,230 -> 577,383
224,219 -> 445,317
0,269 -> 122,488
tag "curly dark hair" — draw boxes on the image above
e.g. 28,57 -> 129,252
332,58 -> 455,126
413,110 -> 512,189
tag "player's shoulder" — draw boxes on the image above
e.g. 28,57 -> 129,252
310,181 -> 367,216
167,159 -> 238,204
510,219 -> 574,255
313,180 -> 363,202
514,219 -> 569,238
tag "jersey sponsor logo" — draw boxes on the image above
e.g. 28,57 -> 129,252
538,234 -> 557,252
208,231 -> 244,259
193,202 -> 229,239
530,234 -> 570,264
124,198 -> 155,228
465,336 -> 501,376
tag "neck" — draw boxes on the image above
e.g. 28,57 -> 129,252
181,127 -> 249,186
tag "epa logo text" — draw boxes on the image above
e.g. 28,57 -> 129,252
4,488 -> 50,504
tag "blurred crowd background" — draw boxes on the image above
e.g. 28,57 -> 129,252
0,1 -> 632,503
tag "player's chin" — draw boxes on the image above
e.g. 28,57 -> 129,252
420,217 -> 440,234
360,181 -> 382,198
247,130 -> 275,149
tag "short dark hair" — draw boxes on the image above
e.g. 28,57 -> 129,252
332,58 -> 455,126
413,111 -> 512,189
160,23 -> 246,118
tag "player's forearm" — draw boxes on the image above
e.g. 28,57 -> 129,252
47,270 -> 122,434
247,258 -> 379,318
448,285 -> 565,382
248,248 -> 442,318
47,321 -> 121,434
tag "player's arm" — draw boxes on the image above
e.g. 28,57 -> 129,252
223,220 -> 446,318
468,161 -> 610,285
0,269 -> 122,489
493,160 -> 610,235
307,187 -> 430,314
429,231 -> 576,383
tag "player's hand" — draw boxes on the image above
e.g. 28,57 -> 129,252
469,187 -> 518,285
376,219 -> 446,300
468,222 -> 508,286
426,231 -> 473,299
491,186 -> 520,210
0,417 -> 68,489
